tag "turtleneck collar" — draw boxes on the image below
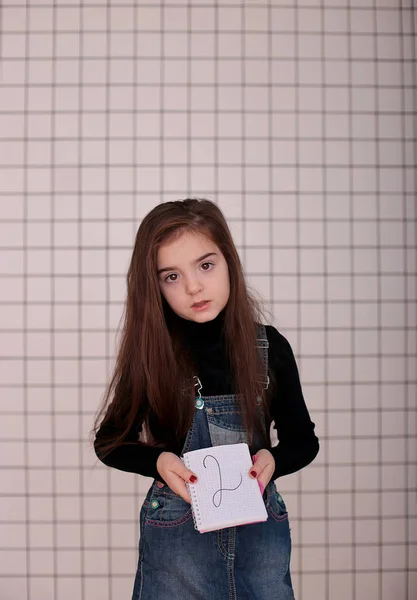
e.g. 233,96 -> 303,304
165,303 -> 226,345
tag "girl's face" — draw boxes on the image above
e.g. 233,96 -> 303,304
157,230 -> 230,322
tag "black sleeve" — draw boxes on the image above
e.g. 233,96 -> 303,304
94,412 -> 166,481
265,325 -> 320,479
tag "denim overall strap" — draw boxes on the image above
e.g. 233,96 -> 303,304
255,323 -> 269,440
256,323 -> 269,391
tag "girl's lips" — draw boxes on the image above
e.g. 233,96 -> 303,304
192,300 -> 211,311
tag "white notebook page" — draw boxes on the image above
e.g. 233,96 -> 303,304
183,443 -> 268,533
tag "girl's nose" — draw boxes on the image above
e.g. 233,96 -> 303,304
186,278 -> 202,294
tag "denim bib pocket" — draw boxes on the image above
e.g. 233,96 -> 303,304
144,488 -> 192,528
206,408 -> 248,446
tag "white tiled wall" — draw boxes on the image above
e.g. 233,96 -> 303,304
1,1 -> 416,599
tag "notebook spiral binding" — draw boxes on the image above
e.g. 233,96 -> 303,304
183,455 -> 201,531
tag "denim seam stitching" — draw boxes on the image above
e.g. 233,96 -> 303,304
207,410 -> 244,414
145,509 -> 193,528
181,417 -> 195,455
227,527 -> 237,600
217,529 -> 229,559
207,421 -> 247,432
267,507 -> 289,523
137,557 -> 144,600
199,394 -> 237,400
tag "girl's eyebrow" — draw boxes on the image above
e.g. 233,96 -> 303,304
157,252 -> 218,275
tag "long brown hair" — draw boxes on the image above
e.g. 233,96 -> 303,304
93,199 -> 275,459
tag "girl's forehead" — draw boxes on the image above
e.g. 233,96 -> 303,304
159,230 -> 216,254
156,230 -> 221,271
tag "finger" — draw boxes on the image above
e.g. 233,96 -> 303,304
249,459 -> 269,479
169,460 -> 198,485
249,451 -> 275,491
251,460 -> 274,481
165,472 -> 192,503
250,454 -> 259,478
256,464 -> 274,491
249,450 -> 273,479
250,461 -> 271,478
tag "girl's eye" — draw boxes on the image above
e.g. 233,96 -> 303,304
163,262 -> 214,283
201,262 -> 214,271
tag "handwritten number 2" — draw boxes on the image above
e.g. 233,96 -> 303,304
203,455 -> 243,508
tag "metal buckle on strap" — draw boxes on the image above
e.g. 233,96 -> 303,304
256,339 -> 269,349
257,375 -> 270,390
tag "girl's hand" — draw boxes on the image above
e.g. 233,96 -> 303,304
156,452 -> 198,503
249,449 -> 275,495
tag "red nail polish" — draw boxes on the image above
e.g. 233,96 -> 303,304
252,455 -> 258,463
250,470 -> 257,478
190,475 -> 197,483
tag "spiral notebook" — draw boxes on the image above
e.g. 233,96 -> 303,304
182,443 -> 268,533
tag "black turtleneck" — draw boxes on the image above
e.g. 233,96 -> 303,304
94,310 -> 319,481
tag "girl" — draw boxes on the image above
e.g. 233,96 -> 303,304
93,199 -> 319,600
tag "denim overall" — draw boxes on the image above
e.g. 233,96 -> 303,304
132,325 -> 294,600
